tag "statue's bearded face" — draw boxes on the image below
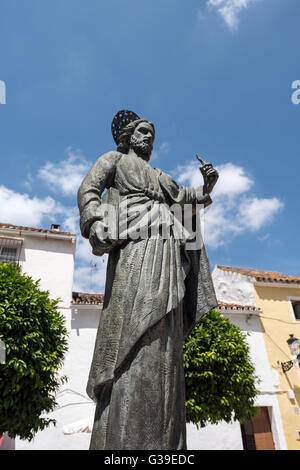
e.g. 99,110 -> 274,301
129,122 -> 154,160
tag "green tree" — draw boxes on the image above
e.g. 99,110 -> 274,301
0,263 -> 68,440
184,309 -> 259,427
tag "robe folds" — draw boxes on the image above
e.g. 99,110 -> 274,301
77,151 -> 217,450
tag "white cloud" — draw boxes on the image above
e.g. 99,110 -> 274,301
38,148 -> 91,197
176,162 -> 203,188
176,161 -> 253,198
207,0 -> 259,31
212,162 -> 253,197
0,185 -> 66,227
174,161 -> 283,248
202,200 -> 243,248
238,197 -> 284,231
63,211 -> 79,235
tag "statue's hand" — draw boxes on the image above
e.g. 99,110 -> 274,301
89,220 -> 114,255
201,164 -> 219,194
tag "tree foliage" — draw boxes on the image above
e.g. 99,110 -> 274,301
184,309 -> 259,427
0,263 -> 68,440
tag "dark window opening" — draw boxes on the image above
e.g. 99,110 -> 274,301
292,301 -> 300,321
0,246 -> 17,263
0,237 -> 23,264
241,419 -> 256,450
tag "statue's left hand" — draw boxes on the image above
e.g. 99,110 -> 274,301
89,220 -> 115,255
201,164 -> 219,194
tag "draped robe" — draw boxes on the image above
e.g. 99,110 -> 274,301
77,151 -> 217,450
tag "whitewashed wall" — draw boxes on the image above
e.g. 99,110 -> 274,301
187,421 -> 244,450
187,267 -> 287,450
16,305 -> 100,450
212,266 -> 256,306
11,230 -> 81,451
187,311 -> 287,450
19,234 -> 75,307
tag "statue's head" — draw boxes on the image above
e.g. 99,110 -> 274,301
117,119 -> 155,160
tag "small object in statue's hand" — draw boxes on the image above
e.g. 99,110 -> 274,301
195,154 -> 207,166
196,154 -> 213,176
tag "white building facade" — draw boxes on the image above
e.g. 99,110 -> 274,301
0,222 -> 79,450
186,265 -> 287,450
16,292 -> 102,450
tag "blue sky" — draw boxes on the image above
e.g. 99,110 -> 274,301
0,0 -> 299,292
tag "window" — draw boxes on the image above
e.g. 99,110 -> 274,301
0,237 -> 23,264
0,246 -> 17,263
291,301 -> 300,321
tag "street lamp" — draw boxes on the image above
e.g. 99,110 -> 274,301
281,334 -> 300,373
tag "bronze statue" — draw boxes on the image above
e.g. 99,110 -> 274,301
77,110 -> 219,450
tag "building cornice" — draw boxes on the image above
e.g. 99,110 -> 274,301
254,281 -> 300,289
217,301 -> 261,315
0,227 -> 76,243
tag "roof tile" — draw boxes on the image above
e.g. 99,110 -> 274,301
216,265 -> 300,284
72,292 -> 104,305
217,301 -> 260,312
71,292 -> 259,311
0,222 -> 75,237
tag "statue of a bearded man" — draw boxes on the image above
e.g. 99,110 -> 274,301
77,110 -> 219,450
